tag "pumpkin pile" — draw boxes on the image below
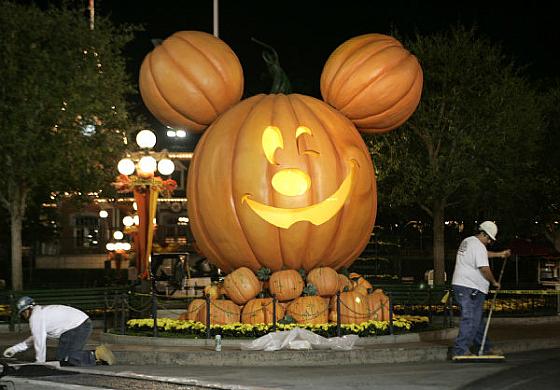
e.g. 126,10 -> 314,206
179,267 -> 390,326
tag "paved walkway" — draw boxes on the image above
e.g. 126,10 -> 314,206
1,316 -> 560,389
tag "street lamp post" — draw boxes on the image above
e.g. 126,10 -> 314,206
112,129 -> 177,281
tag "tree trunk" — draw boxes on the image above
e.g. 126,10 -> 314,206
8,185 -> 28,291
10,212 -> 23,290
432,200 -> 446,285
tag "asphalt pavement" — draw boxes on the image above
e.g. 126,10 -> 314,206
1,316 -> 559,389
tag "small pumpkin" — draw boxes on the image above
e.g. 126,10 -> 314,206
307,267 -> 340,297
186,299 -> 207,322
329,290 -> 369,324
186,298 -> 241,325
367,289 -> 390,321
338,273 -> 353,292
204,282 -> 223,300
286,285 -> 328,325
269,269 -> 305,301
241,298 -> 285,324
349,273 -> 373,296
222,267 -> 261,305
320,33 -> 423,134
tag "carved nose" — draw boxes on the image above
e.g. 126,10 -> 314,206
271,168 -> 311,196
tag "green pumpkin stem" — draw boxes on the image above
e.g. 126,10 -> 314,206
256,267 -> 271,281
303,283 -> 318,296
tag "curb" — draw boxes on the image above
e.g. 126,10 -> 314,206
99,328 -> 458,367
99,327 -> 459,348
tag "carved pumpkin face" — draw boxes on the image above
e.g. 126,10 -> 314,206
187,94 -> 376,273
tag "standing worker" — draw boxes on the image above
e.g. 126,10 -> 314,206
451,221 -> 511,358
2,296 -> 116,366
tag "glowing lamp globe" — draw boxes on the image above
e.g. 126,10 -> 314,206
138,156 -> 157,174
117,159 -> 135,175
122,216 -> 134,227
136,130 -> 157,149
157,159 -> 175,175
113,231 -> 124,240
106,243 -> 115,251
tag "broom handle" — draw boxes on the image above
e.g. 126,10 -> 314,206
478,256 -> 508,355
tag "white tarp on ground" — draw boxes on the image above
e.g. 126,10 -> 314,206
240,328 -> 359,351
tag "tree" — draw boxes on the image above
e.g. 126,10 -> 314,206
0,1 -> 140,289
370,26 -> 544,284
535,81 -> 560,251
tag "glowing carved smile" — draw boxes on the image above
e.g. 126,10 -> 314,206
242,160 -> 357,229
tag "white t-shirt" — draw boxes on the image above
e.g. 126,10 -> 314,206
451,236 -> 490,293
12,305 -> 89,362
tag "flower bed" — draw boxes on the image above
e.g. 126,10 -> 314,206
125,315 -> 430,339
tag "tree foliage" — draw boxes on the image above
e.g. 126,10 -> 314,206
0,0 -> 141,289
369,25 -> 544,283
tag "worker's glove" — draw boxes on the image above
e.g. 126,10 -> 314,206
3,347 -> 16,358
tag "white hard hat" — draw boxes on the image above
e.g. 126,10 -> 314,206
16,296 -> 35,315
479,221 -> 498,241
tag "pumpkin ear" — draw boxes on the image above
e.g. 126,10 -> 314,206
320,33 -> 423,134
139,31 -> 244,134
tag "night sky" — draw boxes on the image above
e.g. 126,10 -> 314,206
66,1 -> 560,142
100,1 -> 558,90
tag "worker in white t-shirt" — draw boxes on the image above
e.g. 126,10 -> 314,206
3,296 -> 116,366
451,221 -> 511,358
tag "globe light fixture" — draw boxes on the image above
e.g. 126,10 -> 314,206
122,215 -> 134,227
136,129 -> 157,149
138,155 -> 157,174
112,128 -> 177,280
157,158 -> 175,175
99,210 -> 109,218
113,230 -> 124,240
117,158 -> 135,175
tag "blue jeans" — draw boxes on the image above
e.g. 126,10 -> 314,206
56,318 -> 96,366
452,285 -> 492,355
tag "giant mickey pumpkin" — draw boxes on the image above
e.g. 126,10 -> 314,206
140,31 -> 422,274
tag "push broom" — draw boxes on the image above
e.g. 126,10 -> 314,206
453,256 -> 508,362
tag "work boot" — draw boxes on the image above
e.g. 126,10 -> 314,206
483,348 -> 504,356
451,351 -> 474,360
95,344 -> 116,365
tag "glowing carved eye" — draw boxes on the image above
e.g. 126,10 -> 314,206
262,126 -> 283,165
296,126 -> 319,157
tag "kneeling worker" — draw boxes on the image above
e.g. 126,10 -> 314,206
3,296 -> 116,366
